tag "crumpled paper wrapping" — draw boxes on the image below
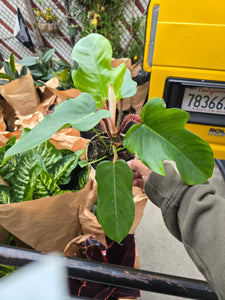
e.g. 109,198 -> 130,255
0,72 -> 40,116
0,167 -> 147,255
64,174 -> 147,260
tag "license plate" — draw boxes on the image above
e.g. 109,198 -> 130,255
181,87 -> 225,115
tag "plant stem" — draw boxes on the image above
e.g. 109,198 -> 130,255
93,128 -> 110,150
116,99 -> 123,130
112,144 -> 118,163
89,155 -> 109,166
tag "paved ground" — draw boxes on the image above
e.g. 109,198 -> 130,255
135,161 -> 225,299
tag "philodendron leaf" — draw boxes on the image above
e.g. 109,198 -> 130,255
124,98 -> 214,185
71,33 -> 136,108
4,93 -> 110,160
95,160 -> 135,243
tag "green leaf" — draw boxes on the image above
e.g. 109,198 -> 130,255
20,56 -> 39,66
42,48 -> 55,65
59,163 -> 90,191
20,66 -> 28,77
0,73 -> 13,81
0,136 -> 19,181
0,185 -> 11,204
124,98 -> 214,185
95,160 -> 135,243
10,150 -> 46,202
78,160 -> 89,168
0,154 -> 19,182
4,93 -> 110,159
29,63 -> 44,79
71,33 -> 127,108
0,80 -> 9,85
36,140 -> 62,170
23,165 -> 61,201
3,61 -> 14,78
23,164 -> 43,201
0,265 -> 16,277
121,69 -> 137,98
32,168 -> 61,199
14,70 -> 19,79
57,60 -> 71,68
9,53 -> 16,74
48,153 -> 79,185
59,69 -> 69,82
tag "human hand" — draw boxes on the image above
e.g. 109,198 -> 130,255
127,159 -> 152,188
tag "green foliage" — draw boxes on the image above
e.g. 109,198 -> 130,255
0,265 -> 16,278
71,33 -> 137,107
20,49 -> 71,85
0,53 -> 28,85
4,93 -> 110,159
124,98 -> 214,185
0,137 -> 89,204
52,68 -> 74,90
2,33 -> 215,243
125,16 -> 146,64
96,160 -> 135,243
74,0 -> 124,57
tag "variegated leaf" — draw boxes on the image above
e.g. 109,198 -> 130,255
23,164 -> 44,201
0,185 -> 11,204
32,169 -> 61,199
48,153 -> 79,185
36,140 -> 62,170
11,150 -> 46,202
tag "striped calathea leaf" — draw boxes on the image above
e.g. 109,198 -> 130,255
0,136 -> 88,204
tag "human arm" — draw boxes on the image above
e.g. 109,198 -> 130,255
128,159 -> 224,299
144,163 -> 225,299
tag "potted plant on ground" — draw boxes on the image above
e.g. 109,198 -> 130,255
3,33 -> 214,245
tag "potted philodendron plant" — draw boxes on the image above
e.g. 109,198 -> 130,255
3,33 -> 214,246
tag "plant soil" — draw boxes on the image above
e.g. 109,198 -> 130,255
87,134 -> 134,169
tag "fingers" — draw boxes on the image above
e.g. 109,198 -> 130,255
127,159 -> 152,188
133,177 -> 144,188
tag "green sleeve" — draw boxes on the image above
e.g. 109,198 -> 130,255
144,163 -> 224,299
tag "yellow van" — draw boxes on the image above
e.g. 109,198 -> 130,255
143,0 -> 225,159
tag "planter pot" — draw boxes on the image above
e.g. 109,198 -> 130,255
68,26 -> 78,36
86,133 -> 134,169
38,22 -> 59,34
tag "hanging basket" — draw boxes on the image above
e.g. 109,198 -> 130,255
38,22 -> 59,34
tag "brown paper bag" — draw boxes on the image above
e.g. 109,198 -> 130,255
0,72 -> 40,116
64,179 -> 147,258
0,97 -> 16,131
111,58 -> 132,70
0,177 -> 96,252
38,77 -> 82,103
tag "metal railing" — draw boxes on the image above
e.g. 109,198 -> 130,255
0,245 -> 218,299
